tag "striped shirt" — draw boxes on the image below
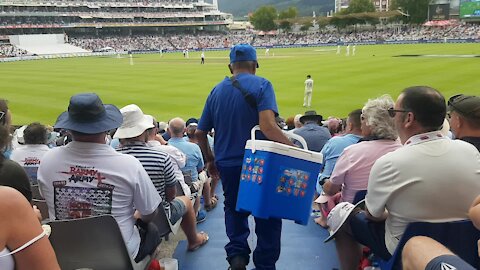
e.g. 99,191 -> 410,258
117,142 -> 176,212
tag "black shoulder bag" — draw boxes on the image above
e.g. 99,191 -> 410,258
230,76 -> 257,109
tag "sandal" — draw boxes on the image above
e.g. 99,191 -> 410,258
205,197 -> 218,211
187,231 -> 209,252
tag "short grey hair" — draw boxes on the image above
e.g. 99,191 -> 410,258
169,117 -> 186,137
362,95 -> 398,140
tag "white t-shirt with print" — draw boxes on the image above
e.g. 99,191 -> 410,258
37,141 -> 161,258
11,144 -> 50,184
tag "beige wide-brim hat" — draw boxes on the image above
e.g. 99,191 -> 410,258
113,104 -> 154,139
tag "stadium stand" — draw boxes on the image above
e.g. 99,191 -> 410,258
0,0 -> 232,36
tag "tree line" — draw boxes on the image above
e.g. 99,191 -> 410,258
249,0 -> 431,32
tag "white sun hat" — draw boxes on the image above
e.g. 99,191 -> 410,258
324,199 -> 365,243
113,104 -> 154,139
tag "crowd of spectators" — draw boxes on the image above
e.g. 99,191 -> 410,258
66,24 -> 479,52
293,24 -> 480,44
1,24 -> 478,56
0,44 -> 28,58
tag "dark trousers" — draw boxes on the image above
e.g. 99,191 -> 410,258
218,165 -> 282,270
135,219 -> 161,263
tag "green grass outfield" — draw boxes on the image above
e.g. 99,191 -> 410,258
1,43 -> 479,126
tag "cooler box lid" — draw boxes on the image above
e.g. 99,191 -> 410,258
245,140 -> 323,163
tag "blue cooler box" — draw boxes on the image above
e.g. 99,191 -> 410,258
236,126 -> 323,225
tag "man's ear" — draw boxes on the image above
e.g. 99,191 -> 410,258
404,112 -> 415,129
455,114 -> 463,129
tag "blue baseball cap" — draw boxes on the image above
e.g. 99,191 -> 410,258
229,44 -> 259,68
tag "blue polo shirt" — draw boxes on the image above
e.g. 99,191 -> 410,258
198,73 -> 278,167
293,123 -> 331,152
168,137 -> 204,181
319,133 -> 362,181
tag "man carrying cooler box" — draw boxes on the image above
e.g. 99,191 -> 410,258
196,44 -> 294,270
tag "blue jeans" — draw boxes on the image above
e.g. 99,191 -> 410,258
218,165 -> 282,270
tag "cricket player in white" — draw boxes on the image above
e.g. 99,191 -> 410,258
303,75 -> 314,107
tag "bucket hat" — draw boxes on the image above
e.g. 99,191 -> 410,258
54,93 -> 122,134
113,104 -> 154,139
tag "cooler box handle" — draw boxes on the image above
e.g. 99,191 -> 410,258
250,125 -> 308,153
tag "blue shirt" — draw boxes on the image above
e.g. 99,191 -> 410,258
319,133 -> 362,181
198,73 -> 278,167
293,123 -> 332,152
168,137 -> 204,181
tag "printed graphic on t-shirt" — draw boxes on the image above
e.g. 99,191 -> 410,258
61,165 -> 106,184
53,165 -> 114,219
53,181 -> 114,219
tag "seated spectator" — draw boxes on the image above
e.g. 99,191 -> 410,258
292,113 -> 303,131
0,124 -> 32,202
185,123 -> 217,211
0,99 -> 12,158
331,86 -> 480,270
0,186 -> 60,270
313,109 -> 363,226
38,93 -> 162,262
285,116 -> 295,130
168,117 -> 208,221
447,94 -> 480,150
317,97 -> 401,225
327,117 -> 342,136
145,116 -> 191,198
11,123 -> 51,185
114,105 -> 208,252
293,110 -> 331,152
401,194 -> 480,270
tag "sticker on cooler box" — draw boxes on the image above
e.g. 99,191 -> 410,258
276,168 -> 310,197
241,156 -> 266,185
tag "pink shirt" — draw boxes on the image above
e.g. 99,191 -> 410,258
330,140 -> 402,203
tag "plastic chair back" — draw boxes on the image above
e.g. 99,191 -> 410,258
31,184 -> 43,200
353,190 -> 367,204
48,215 -> 151,270
387,220 -> 480,269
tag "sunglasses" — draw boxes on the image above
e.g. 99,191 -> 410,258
387,108 -> 410,118
0,112 -> 4,121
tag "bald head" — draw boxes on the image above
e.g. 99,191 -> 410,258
169,117 -> 186,137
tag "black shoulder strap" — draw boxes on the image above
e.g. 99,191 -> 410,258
230,76 -> 257,109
